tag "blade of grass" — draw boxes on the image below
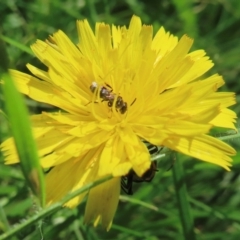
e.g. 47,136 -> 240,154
119,195 -> 158,211
111,224 -> 144,238
0,35 -> 33,55
172,152 -> 196,240
0,36 -> 45,205
0,206 -> 10,232
1,72 -> 45,207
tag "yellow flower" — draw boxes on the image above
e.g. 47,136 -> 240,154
0,15 -> 237,230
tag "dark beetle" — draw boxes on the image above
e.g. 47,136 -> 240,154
121,142 -> 161,195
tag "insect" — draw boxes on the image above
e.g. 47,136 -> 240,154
121,142 -> 162,195
90,82 -> 128,114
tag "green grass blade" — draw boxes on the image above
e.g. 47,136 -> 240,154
0,36 -> 45,205
172,152 -> 196,240
0,35 -> 33,55
1,72 -> 45,207
0,205 -> 11,232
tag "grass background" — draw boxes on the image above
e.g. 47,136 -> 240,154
1,0 -> 240,239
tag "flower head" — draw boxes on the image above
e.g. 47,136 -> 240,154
1,15 -> 236,230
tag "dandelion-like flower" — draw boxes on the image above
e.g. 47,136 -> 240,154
1,16 -> 237,230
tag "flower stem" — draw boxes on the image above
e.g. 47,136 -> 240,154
172,152 -> 196,240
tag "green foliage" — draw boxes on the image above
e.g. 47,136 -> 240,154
1,72 -> 46,208
1,0 -> 240,239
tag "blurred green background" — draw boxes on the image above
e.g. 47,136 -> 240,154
1,0 -> 240,239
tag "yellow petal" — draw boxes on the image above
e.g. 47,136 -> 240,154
164,134 -> 235,170
84,177 -> 120,231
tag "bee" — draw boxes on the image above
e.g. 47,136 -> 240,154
90,82 -> 128,114
121,142 -> 162,195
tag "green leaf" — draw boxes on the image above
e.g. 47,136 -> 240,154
0,35 -> 33,56
1,72 -> 45,207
